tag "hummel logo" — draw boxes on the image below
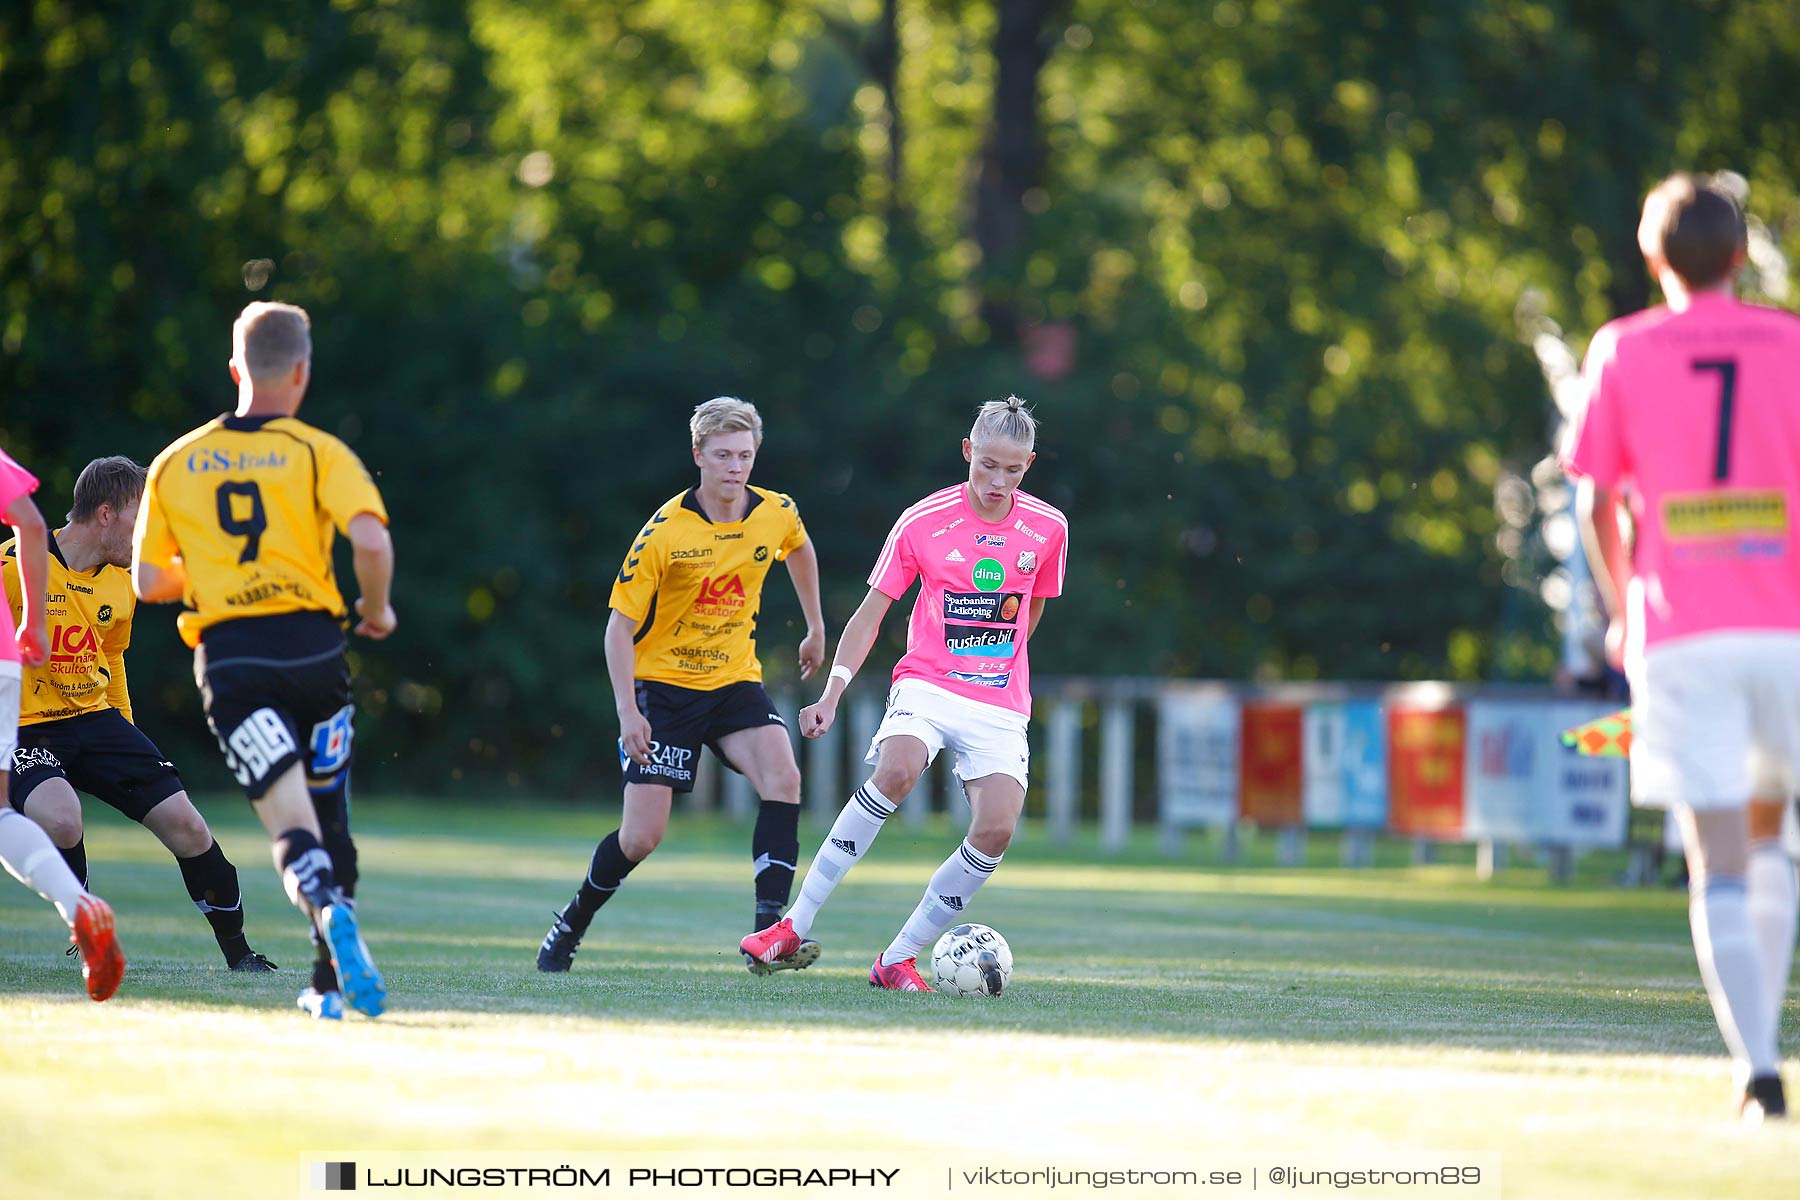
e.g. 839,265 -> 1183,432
938,895 -> 964,911
945,548 -> 966,562
831,838 -> 858,855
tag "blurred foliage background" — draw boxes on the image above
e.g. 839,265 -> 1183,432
4,0 -> 1798,794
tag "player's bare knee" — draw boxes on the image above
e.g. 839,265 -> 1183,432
967,822 -> 1013,858
21,787 -> 82,846
1681,806 -> 1752,884
871,764 -> 918,803
763,764 -> 803,805
147,795 -> 213,857
619,828 -> 663,861
32,804 -> 83,848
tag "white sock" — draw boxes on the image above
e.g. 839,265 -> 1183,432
1690,875 -> 1780,1080
0,809 -> 87,925
785,781 -> 897,938
882,839 -> 1002,966
1747,841 -> 1798,1044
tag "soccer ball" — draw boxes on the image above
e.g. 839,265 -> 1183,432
931,923 -> 1012,997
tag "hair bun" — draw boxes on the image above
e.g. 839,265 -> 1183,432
969,394 -> 1038,449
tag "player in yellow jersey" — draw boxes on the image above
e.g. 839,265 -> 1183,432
4,456 -> 274,971
537,397 -> 827,974
0,445 -> 125,1001
133,301 -> 395,1020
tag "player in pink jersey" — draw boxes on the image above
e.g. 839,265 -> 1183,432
0,447 -> 125,1001
741,396 -> 1068,990
1563,173 -> 1800,1123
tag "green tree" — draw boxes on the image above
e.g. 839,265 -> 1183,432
3,0 -> 1796,794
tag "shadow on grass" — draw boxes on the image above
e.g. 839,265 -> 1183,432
0,801 -> 1746,1061
0,956 -> 1732,1061
0,905 -> 1735,1063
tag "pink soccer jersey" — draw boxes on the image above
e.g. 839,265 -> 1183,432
0,447 -> 39,665
1563,292 -> 1800,649
868,484 -> 1068,715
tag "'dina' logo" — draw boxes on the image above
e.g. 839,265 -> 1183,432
971,558 -> 1005,592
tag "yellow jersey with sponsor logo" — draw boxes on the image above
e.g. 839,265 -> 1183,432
135,414 -> 389,647
610,486 -> 807,689
2,532 -> 137,724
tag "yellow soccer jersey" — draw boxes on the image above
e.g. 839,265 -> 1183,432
135,414 -> 388,647
2,532 -> 136,724
611,486 -> 808,688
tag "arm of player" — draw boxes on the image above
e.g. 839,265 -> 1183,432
1575,478 -> 1632,668
348,512 -> 397,639
130,485 -> 188,604
133,558 -> 187,604
798,586 -> 894,739
782,537 -> 826,680
3,494 -> 48,667
604,608 -> 653,766
1027,596 -> 1049,640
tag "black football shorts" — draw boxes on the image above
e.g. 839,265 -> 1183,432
10,708 -> 185,822
195,612 -> 357,802
622,679 -> 786,793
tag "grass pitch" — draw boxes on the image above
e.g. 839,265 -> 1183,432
1,798 -> 1796,1199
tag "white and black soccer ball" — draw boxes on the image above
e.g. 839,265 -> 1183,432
931,923 -> 1012,997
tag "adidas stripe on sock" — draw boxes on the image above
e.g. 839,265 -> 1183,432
784,782 -> 898,938
882,838 -> 1002,966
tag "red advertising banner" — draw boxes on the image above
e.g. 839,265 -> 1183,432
1386,705 -> 1467,839
1239,702 -> 1304,826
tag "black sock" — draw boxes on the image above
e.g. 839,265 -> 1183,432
312,767 -> 359,893
309,895 -> 348,993
178,839 -> 249,963
752,801 -> 800,931
274,827 -> 338,918
566,831 -> 636,932
311,948 -> 337,994
308,779 -> 356,987
59,838 -> 88,889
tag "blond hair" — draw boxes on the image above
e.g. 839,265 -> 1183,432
969,395 -> 1037,449
233,301 -> 312,379
690,396 -> 763,449
68,455 -> 146,523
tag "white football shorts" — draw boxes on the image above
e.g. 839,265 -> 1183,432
1627,631 -> 1800,809
866,679 -> 1030,790
0,662 -> 18,762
